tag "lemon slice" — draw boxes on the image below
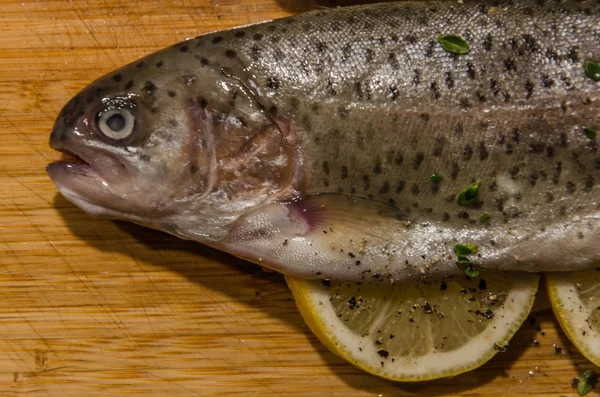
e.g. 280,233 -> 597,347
547,269 -> 600,366
286,273 -> 539,381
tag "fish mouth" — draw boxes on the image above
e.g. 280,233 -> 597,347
47,140 -> 130,218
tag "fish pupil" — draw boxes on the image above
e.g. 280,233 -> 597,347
106,113 -> 126,132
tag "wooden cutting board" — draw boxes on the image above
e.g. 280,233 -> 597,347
0,0 -> 598,395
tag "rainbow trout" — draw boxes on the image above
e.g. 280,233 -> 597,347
47,1 -> 600,283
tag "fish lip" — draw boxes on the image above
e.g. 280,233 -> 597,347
46,160 -> 116,216
47,136 -> 130,216
48,132 -> 129,183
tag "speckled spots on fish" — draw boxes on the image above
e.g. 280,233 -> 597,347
459,98 -> 472,109
395,181 -> 405,194
413,153 -> 424,170
432,137 -> 445,157
373,157 -> 383,174
322,161 -> 330,177
445,72 -> 455,89
483,34 -> 493,51
267,77 -> 280,90
197,97 -> 207,108
379,181 -> 390,194
542,74 -> 555,88
393,151 -> 403,166
362,175 -> 370,191
410,183 -> 420,196
450,162 -> 459,180
466,62 -> 477,80
552,163 -> 562,184
413,69 -> 421,86
430,82 -> 441,100
143,81 -> 156,95
340,165 -> 348,179
584,175 -> 594,191
567,47 -> 580,63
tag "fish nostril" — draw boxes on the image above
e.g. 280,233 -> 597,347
61,108 -> 81,128
49,113 -> 69,147
59,94 -> 85,128
49,127 -> 65,147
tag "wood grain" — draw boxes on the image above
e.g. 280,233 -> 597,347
0,0 -> 598,395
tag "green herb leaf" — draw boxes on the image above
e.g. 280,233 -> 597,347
454,244 -> 478,256
455,256 -> 471,266
457,179 -> 482,206
429,173 -> 444,182
584,128 -> 597,140
455,257 -> 484,278
464,266 -> 480,278
584,61 -> 600,82
438,34 -> 470,55
480,212 -> 491,222
578,370 -> 598,396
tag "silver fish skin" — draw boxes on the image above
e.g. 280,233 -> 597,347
47,1 -> 600,283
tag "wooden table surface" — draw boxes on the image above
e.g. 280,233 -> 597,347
1,0 -> 598,395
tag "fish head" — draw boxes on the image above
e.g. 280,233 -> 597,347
47,43 -> 297,241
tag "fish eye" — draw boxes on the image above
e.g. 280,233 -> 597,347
96,108 -> 135,140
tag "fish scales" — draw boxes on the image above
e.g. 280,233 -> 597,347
47,1 -> 600,282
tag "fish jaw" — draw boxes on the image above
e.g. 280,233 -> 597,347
47,161 -> 116,217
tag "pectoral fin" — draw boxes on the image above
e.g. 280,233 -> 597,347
216,194 -> 453,282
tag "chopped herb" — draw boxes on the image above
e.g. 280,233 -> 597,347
584,60 -> 600,81
480,211 -> 491,222
577,370 -> 598,396
455,256 -> 484,278
454,244 -> 478,256
429,173 -> 444,182
584,128 -> 597,140
457,179 -> 482,206
464,266 -> 480,278
438,34 -> 470,55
